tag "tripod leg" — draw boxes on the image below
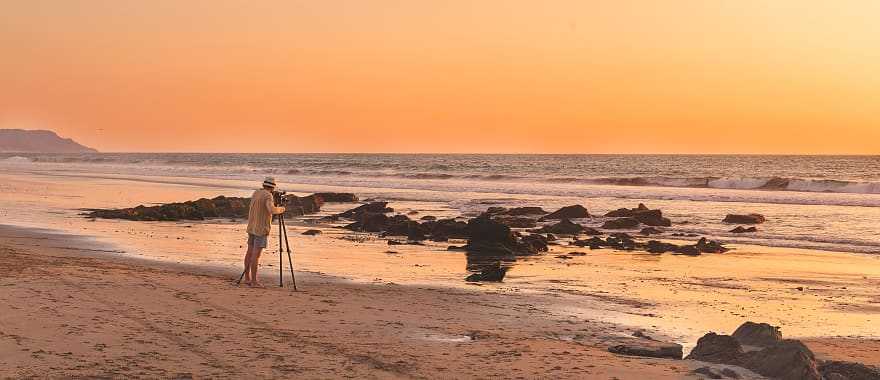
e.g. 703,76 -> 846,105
236,270 -> 246,285
278,215 -> 284,287
282,216 -> 297,291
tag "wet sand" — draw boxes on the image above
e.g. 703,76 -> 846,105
1,226 -> 705,379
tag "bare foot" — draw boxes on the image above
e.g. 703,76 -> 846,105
250,281 -> 265,288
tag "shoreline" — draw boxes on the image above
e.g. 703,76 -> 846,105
0,224 -> 701,379
2,224 -> 878,379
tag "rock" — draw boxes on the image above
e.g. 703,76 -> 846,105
688,329 -> 823,380
573,236 -> 605,249
539,219 -> 584,235
541,205 -> 590,220
723,213 -> 766,224
503,207 -> 547,216
464,215 -> 534,256
640,227 -> 664,235
313,192 -> 358,203
380,216 -> 429,241
730,226 -> 758,233
608,340 -> 683,360
696,237 -> 729,253
301,229 -> 322,236
605,233 -> 636,250
424,218 -> 470,240
387,240 -> 405,245
676,245 -> 702,256
492,216 -> 538,228
601,217 -> 640,230
693,367 -> 723,379
446,245 -> 467,251
605,204 -> 672,227
336,202 -> 394,219
582,227 -> 602,236
686,333 -> 745,364
521,234 -> 549,252
407,210 -> 419,215
281,194 -> 324,217
485,207 -> 508,214
343,212 -> 390,232
819,360 -> 880,380
742,339 -> 821,380
85,195 -> 282,221
646,240 -> 679,254
732,322 -> 781,347
568,251 -> 587,256
465,265 -> 507,282
420,215 -> 437,221
720,368 -> 741,379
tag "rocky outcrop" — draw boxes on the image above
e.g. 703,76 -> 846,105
819,361 -> 880,380
540,205 -> 589,220
730,226 -> 758,233
687,333 -> 745,365
687,322 -> 823,380
645,240 -> 679,254
464,215 -> 535,256
336,202 -> 394,219
601,217 -> 640,229
538,219 -> 584,235
86,194 -> 324,221
521,234 -> 549,252
732,322 -> 781,347
344,212 -> 391,232
608,340 -> 683,360
423,219 -> 469,240
723,214 -> 766,224
605,204 -> 671,227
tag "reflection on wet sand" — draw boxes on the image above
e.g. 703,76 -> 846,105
464,252 -> 516,282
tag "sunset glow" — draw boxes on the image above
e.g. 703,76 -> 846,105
2,0 -> 879,153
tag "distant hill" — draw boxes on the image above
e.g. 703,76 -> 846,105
0,129 -> 98,153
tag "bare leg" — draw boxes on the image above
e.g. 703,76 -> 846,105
249,247 -> 264,287
241,245 -> 254,285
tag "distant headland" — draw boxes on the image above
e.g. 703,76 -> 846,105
0,129 -> 97,153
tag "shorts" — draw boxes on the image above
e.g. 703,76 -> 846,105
247,233 -> 268,249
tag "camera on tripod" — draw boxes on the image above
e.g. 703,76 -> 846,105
272,190 -> 287,206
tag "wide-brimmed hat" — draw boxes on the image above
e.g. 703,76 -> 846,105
262,177 -> 277,188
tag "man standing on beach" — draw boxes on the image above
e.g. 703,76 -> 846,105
242,177 -> 285,287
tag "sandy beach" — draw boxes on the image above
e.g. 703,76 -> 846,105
1,225 -> 704,379
2,166 -> 880,379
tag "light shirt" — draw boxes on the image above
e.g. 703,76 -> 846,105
246,189 -> 285,236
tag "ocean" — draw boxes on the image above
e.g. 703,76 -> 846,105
3,153 -> 880,254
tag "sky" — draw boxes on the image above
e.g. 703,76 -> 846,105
1,0 -> 879,154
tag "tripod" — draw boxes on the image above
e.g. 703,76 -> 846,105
236,213 -> 297,290
277,213 -> 297,290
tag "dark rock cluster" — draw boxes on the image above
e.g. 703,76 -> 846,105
604,203 -> 672,227
86,192 -> 358,221
686,321 -> 880,380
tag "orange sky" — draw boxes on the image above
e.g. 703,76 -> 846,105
1,0 -> 879,153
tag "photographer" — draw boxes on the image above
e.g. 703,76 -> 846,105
241,177 -> 286,287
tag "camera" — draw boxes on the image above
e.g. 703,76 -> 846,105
272,190 -> 287,205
